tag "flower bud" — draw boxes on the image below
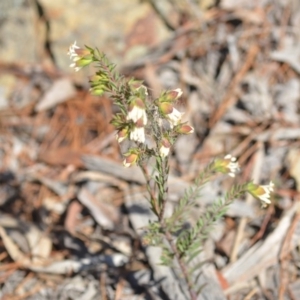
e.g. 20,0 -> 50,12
165,88 -> 183,101
158,102 -> 183,128
89,75 -> 102,87
130,81 -> 148,94
131,82 -> 148,97
159,138 -> 171,158
123,150 -> 140,167
116,128 -> 129,143
158,102 -> 173,115
176,124 -> 194,134
70,56 -> 93,71
89,85 -> 105,96
136,85 -> 148,96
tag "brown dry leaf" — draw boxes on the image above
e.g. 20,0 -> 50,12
125,12 -> 159,50
38,147 -> 85,167
77,188 -> 118,230
0,222 -> 52,267
233,8 -> 265,24
30,253 -> 129,274
270,40 -> 300,74
25,226 -> 52,265
0,226 -> 30,265
289,279 -> 300,300
35,78 -> 76,112
81,155 -> 145,184
223,202 -> 300,286
220,0 -> 249,9
64,200 -> 83,234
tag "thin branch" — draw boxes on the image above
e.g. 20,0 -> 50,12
165,229 -> 198,300
140,164 -> 160,216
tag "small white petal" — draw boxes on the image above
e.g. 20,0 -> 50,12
258,194 -> 271,204
67,41 -> 80,56
127,106 -> 147,125
173,88 -> 183,98
159,145 -> 170,158
123,160 -> 130,168
116,134 -> 126,143
225,155 -> 240,176
130,127 -> 145,143
166,108 -> 183,128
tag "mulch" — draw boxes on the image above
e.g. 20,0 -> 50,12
0,1 -> 299,299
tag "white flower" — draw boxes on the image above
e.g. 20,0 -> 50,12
115,128 -> 128,143
127,106 -> 147,125
224,154 -> 240,177
68,41 -> 92,72
257,181 -> 274,206
67,41 -> 82,72
67,41 -> 80,58
130,126 -> 145,143
70,63 -> 82,72
166,107 -> 183,128
247,181 -> 274,207
160,145 -> 170,158
159,138 -> 171,158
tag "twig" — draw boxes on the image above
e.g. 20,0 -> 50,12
278,198 -> 300,300
147,0 -> 176,31
209,44 -> 259,127
158,157 -> 169,220
249,205 -> 273,246
230,143 -> 264,262
140,164 -> 160,215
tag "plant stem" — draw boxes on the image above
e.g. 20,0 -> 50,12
164,229 -> 197,300
158,156 -> 169,220
140,164 -> 160,216
142,156 -> 196,298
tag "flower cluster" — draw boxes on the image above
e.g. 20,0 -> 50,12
246,181 -> 274,207
67,42 -> 195,168
213,154 -> 240,177
114,87 -> 194,167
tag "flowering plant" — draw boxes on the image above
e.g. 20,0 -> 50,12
68,42 -> 274,299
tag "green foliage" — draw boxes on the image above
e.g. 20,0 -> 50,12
175,184 -> 247,259
142,221 -> 164,247
160,246 -> 175,266
165,160 -> 216,235
71,43 -> 272,300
